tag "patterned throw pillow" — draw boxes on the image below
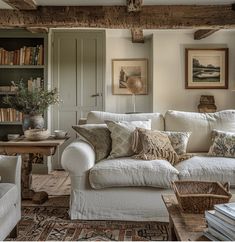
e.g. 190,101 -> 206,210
105,120 -> 151,159
208,130 -> 235,158
163,131 -> 191,155
133,130 -> 191,156
134,128 -> 179,165
72,124 -> 111,162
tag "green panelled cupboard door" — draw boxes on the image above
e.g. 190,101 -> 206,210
52,30 -> 104,169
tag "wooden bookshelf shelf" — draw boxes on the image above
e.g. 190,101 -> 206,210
0,30 -> 47,141
0,92 -> 16,95
0,65 -> 45,69
0,122 -> 22,125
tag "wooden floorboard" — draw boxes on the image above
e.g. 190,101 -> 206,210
32,171 -> 70,196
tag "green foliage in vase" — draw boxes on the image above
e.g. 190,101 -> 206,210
3,81 -> 60,115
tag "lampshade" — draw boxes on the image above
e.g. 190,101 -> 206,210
126,76 -> 143,94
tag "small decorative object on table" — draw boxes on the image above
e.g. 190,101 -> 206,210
172,180 -> 232,213
24,129 -> 50,141
54,130 -> 67,139
198,95 -> 217,113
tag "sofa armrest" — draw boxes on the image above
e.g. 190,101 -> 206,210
61,140 -> 95,176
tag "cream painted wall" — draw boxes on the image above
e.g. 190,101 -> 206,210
105,29 -> 153,113
152,30 -> 235,114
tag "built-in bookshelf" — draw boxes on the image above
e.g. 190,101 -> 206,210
0,29 -> 47,141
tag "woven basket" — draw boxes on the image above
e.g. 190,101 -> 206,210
24,129 -> 50,141
172,180 -> 232,214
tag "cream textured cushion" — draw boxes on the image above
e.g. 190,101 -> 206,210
106,120 -> 151,159
208,130 -> 235,158
72,124 -> 111,162
89,157 -> 179,189
165,110 -> 235,152
176,156 -> 235,187
133,128 -> 179,165
87,111 -> 164,130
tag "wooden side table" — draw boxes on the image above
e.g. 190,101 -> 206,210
0,137 -> 68,204
162,194 -> 207,241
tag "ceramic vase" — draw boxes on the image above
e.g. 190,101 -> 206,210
22,114 -> 44,130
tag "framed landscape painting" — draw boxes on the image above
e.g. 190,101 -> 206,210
185,48 -> 228,89
112,58 -> 148,95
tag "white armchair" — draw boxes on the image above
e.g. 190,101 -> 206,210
0,155 -> 22,240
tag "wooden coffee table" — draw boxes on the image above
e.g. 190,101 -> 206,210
162,194 -> 208,241
162,194 -> 235,241
0,137 -> 68,204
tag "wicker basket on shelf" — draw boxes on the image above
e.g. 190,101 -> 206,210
172,180 -> 232,214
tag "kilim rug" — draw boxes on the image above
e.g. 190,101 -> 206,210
11,196 -> 169,241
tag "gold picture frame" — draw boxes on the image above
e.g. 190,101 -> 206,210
112,58 -> 148,95
185,48 -> 228,89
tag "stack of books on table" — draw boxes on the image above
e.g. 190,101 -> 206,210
204,203 -> 235,241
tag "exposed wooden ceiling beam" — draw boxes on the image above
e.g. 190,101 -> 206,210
127,0 -> 143,12
26,27 -> 48,33
0,5 -> 235,29
194,29 -> 220,40
2,0 -> 37,10
131,28 -> 144,43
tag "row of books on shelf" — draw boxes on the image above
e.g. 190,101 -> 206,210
0,45 -> 44,65
204,202 -> 235,241
0,77 -> 43,93
0,108 -> 23,122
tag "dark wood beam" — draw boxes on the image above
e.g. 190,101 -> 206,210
131,28 -> 144,43
0,5 -> 235,29
232,3 -> 235,11
194,29 -> 219,40
127,0 -> 143,12
2,0 -> 37,10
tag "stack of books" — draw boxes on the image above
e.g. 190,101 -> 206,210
0,108 -> 23,122
204,203 -> 235,241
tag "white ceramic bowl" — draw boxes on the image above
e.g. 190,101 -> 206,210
54,130 -> 67,139
7,134 -> 20,141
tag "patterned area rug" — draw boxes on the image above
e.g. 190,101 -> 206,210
15,197 -> 169,241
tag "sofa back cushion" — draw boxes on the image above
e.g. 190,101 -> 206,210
87,111 -> 164,130
165,110 -> 235,152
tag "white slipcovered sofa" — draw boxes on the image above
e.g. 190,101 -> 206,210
0,155 -> 21,240
62,110 -> 235,221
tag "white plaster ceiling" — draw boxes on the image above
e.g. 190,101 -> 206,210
0,0 -> 235,9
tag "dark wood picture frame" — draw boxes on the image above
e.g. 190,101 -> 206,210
185,48 -> 228,89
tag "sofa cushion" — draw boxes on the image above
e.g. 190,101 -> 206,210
133,128 -> 179,165
87,111 -> 164,130
72,124 -> 111,162
89,158 -> 179,189
175,156 -> 235,187
0,183 -> 18,218
165,110 -> 235,153
208,130 -> 235,158
106,120 -> 151,159
163,131 -> 191,155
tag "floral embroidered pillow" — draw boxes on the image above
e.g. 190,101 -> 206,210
163,131 -> 191,155
208,130 -> 235,158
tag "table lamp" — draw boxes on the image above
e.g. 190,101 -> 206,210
126,76 -> 143,112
